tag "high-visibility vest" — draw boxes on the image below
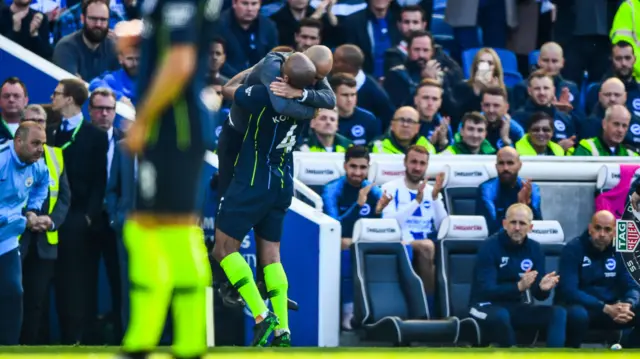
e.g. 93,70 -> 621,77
515,135 -> 565,156
19,145 -> 64,245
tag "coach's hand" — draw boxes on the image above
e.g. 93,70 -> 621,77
270,78 -> 303,99
124,121 -> 147,155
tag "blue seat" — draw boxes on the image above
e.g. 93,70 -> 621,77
529,50 -> 540,69
503,71 -> 524,88
461,48 -> 518,79
584,82 -> 601,115
433,0 -> 447,12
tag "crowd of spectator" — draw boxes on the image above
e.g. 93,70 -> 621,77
2,0 -> 640,348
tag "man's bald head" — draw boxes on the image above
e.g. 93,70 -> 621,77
14,122 -> 46,164
600,77 -> 627,108
496,146 -> 521,185
538,42 -> 564,76
589,210 -> 616,250
540,42 -> 563,57
304,45 -> 333,79
333,45 -> 364,74
282,53 -> 317,90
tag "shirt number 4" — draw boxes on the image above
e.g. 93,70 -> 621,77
276,125 -> 298,153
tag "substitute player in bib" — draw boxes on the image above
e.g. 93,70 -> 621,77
213,53 -> 317,347
114,0 -> 222,357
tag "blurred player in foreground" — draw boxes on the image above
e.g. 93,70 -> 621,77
213,53 -> 318,347
114,0 -> 222,356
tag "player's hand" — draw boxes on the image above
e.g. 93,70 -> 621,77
604,304 -> 625,320
270,78 -> 304,99
29,13 -> 43,37
538,271 -> 560,291
632,192 -> 640,212
124,120 -> 147,155
358,183 -> 373,207
33,215 -> 53,232
517,269 -> 538,291
375,190 -> 393,214
415,180 -> 427,203
517,179 -> 532,205
432,172 -> 445,200
499,115 -> 512,146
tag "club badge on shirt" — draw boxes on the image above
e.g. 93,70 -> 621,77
25,177 -> 33,188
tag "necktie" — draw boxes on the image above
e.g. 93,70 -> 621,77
62,119 -> 70,132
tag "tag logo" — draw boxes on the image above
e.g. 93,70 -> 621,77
582,256 -> 591,267
500,257 -> 509,268
520,259 -> 533,271
25,177 -> 33,188
616,220 -> 640,253
606,258 -> 617,271
359,204 -> 371,216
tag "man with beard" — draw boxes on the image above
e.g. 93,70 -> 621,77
52,0 -> 119,80
381,145 -> 445,312
90,43 -> 139,106
0,0 -> 52,59
572,104 -> 639,156
557,210 -> 640,348
0,122 -> 50,345
477,147 -> 542,234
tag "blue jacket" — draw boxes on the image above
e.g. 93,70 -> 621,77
322,177 -> 382,238
476,177 -> 542,235
0,143 -> 49,256
89,68 -> 136,104
556,232 -> 640,311
469,231 -> 550,306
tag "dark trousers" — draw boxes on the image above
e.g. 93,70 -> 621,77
561,35 -> 610,87
0,248 -> 23,345
20,247 -> 55,345
454,0 -> 508,52
85,212 -> 122,344
470,303 -> 567,347
566,304 -> 640,348
54,210 -> 91,344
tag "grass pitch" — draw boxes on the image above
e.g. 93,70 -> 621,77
1,347 -> 639,359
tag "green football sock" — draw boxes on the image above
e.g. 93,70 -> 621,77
264,262 -> 289,332
220,252 -> 268,319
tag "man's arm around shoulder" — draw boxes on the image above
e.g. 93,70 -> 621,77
258,57 -> 316,119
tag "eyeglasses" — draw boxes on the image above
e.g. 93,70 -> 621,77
91,106 -> 116,112
52,91 -> 64,97
393,117 -> 419,125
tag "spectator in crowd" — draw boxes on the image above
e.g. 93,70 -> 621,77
555,0 -> 616,86
52,0 -> 119,80
207,37 -> 230,86
385,30 -> 463,109
298,108 -> 353,152
370,106 -> 436,154
583,77 -> 640,148
477,147 -> 542,234
468,86 -> 524,150
52,0 -> 129,44
19,106 -> 71,345
270,0 -> 336,50
333,44 -> 395,126
512,42 -> 580,112
343,0 -> 401,78
444,48 -> 505,129
89,39 -> 139,105
329,73 -> 381,146
0,0 -> 52,59
217,0 -> 279,75
512,70 -> 577,152
557,210 -> 640,348
469,203 -> 565,348
381,145 -> 445,303
0,122 -> 50,345
0,77 -> 29,144
414,79 -> 452,152
321,146 -> 392,330
572,104 -> 638,157
383,5 -> 427,73
48,78 -> 108,344
86,88 -> 123,343
611,0 -> 640,82
441,112 -> 496,155
515,111 -> 565,156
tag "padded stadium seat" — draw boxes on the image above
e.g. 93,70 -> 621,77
595,164 -> 640,193
351,218 -> 463,346
528,50 -> 540,71
294,157 -> 343,194
436,215 -> 487,345
462,48 -> 519,79
503,70 -> 523,88
584,82 -> 600,115
442,164 -> 491,215
368,160 -> 405,186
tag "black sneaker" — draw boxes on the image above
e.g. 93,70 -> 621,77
251,311 -> 279,347
218,282 -> 245,308
271,332 -> 291,347
257,281 -> 299,311
115,351 -> 150,359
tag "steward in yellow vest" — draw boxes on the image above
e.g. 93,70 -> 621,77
369,131 -> 437,154
19,145 -> 70,259
297,131 -> 353,153
515,135 -> 565,156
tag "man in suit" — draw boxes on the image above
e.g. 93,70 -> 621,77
19,105 -> 71,345
85,87 -> 124,343
105,139 -> 136,340
48,78 -> 109,344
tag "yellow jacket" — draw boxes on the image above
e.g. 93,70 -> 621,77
611,0 -> 640,82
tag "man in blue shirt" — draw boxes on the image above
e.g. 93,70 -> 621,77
321,145 -> 393,330
557,210 -> 640,348
477,147 -> 542,234
0,122 -> 50,345
213,53 -> 317,347
469,203 -> 566,348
